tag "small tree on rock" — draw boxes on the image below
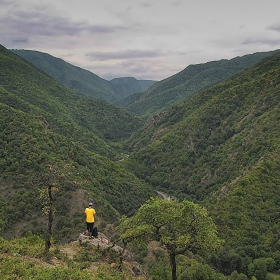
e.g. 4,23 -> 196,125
117,197 -> 221,280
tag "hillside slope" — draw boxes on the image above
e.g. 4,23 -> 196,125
11,49 -> 118,102
2,46 -> 143,146
11,49 -> 156,102
0,234 -> 148,279
118,50 -> 276,117
110,76 -> 156,100
0,44 -> 153,242
123,51 -> 280,265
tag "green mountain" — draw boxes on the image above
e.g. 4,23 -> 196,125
3,42 -> 280,277
4,47 -> 144,146
123,50 -> 280,272
110,76 -> 156,100
118,51 -> 275,118
11,49 -> 156,103
0,44 -> 153,242
11,49 -> 118,102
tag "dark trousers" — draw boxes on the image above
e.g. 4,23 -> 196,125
86,222 -> 94,233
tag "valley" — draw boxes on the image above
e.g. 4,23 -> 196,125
1,44 -> 280,279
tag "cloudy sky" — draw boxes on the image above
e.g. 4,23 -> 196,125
1,0 -> 280,81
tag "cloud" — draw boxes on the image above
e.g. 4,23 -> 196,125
267,22 -> 280,33
11,37 -> 29,44
67,47 -> 191,80
86,49 -> 166,61
172,0 -> 182,6
140,2 -> 152,8
80,51 -> 178,81
89,60 -> 165,81
4,10 -> 123,36
242,37 -> 280,46
0,6 -> 125,49
0,0 -> 14,5
2,0 -> 280,81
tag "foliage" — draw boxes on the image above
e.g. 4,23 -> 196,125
108,76 -> 156,100
120,50 -> 280,276
247,258 -> 275,280
38,163 -> 74,253
125,50 -> 280,201
0,234 -> 145,280
0,234 -> 45,257
1,42 -> 280,278
177,258 -> 224,280
0,257 -> 95,280
12,49 -> 156,103
118,197 -> 221,279
0,44 -> 154,243
118,197 -> 221,250
0,105 -> 153,240
147,253 -> 171,280
146,250 -> 224,280
1,45 -> 143,147
10,49 -> 116,103
119,50 -> 275,117
227,270 -> 248,280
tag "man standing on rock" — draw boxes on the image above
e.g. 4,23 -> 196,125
84,202 -> 96,238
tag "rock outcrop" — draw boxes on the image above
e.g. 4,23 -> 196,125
78,231 -> 134,261
77,231 -> 149,278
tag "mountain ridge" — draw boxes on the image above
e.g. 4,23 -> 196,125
2,43 -> 280,278
123,50 -> 280,265
117,50 -> 276,117
11,49 -> 157,103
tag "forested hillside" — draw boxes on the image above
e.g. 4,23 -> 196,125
2,42 -> 280,279
0,44 -> 154,242
11,49 -> 118,102
123,50 -> 280,274
2,46 -> 143,147
118,50 -> 275,118
110,76 -> 156,100
11,49 -> 156,103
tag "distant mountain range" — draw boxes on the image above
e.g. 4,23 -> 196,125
117,51 -> 276,118
12,49 -> 275,121
11,49 -> 157,103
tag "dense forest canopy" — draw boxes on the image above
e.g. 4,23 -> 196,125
117,50 -> 275,118
11,49 -> 157,103
0,44 -> 154,243
122,50 -> 280,276
1,43 -> 280,279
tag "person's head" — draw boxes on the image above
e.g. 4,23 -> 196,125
89,202 -> 93,207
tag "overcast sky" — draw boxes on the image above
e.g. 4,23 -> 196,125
1,0 -> 280,81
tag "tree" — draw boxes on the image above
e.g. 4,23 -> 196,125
37,162 -> 76,255
228,270 -> 248,280
176,257 -> 224,280
117,197 -> 221,280
247,258 -> 275,280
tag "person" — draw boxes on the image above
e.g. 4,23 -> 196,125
84,202 -> 96,238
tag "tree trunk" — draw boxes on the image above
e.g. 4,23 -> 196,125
118,240 -> 127,270
45,184 -> 53,254
169,252 -> 177,280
